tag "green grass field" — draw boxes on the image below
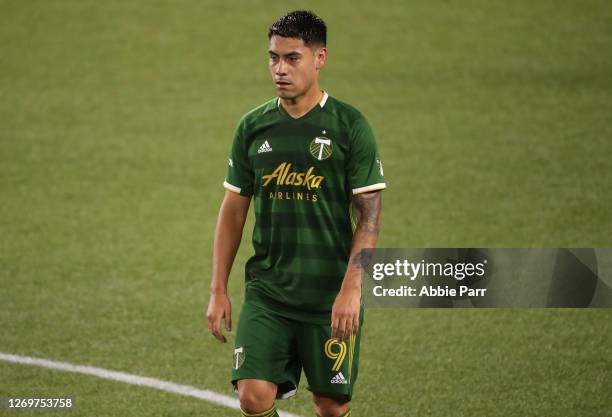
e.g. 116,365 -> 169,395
1,1 -> 611,416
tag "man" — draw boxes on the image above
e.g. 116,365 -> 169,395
206,10 -> 386,417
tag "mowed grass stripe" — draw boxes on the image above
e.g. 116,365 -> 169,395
0,352 -> 303,417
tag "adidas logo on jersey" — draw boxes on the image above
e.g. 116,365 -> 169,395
258,140 -> 273,153
330,372 -> 348,384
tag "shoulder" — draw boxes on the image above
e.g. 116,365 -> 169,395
321,94 -> 369,131
237,97 -> 279,128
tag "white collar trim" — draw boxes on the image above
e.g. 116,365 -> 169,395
276,90 -> 329,108
319,90 -> 328,107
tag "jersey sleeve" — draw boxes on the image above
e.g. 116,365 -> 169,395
346,116 -> 387,194
223,117 -> 254,197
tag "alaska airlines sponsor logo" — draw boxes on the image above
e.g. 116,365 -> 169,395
261,162 -> 324,190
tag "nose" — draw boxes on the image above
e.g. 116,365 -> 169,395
275,59 -> 287,76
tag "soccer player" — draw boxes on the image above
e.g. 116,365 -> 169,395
205,10 -> 386,417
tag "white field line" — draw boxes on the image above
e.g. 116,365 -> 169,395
0,352 -> 303,417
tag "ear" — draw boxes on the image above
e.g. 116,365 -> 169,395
315,46 -> 327,70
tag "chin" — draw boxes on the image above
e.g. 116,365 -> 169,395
277,91 -> 293,99
277,90 -> 301,100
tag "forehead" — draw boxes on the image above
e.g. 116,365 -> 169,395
268,35 -> 309,54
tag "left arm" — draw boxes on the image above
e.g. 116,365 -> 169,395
331,190 -> 382,341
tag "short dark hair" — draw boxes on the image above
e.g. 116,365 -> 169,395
268,10 -> 327,48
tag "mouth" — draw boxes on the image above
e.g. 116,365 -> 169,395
275,80 -> 291,88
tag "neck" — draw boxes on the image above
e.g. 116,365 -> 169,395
279,83 -> 323,119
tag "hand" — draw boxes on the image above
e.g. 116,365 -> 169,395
205,292 -> 232,343
331,287 -> 361,342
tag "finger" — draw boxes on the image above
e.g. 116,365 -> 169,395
346,314 -> 357,341
210,313 -> 218,334
341,318 -> 351,342
344,316 -> 354,342
210,314 -> 224,342
330,314 -> 339,339
212,327 -> 226,343
225,309 -> 232,332
336,316 -> 347,342
206,312 -> 214,333
352,315 -> 359,337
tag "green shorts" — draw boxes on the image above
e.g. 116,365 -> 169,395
231,299 -> 364,400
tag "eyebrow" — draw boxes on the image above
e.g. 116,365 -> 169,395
268,50 -> 302,57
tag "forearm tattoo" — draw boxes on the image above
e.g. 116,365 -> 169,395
350,191 -> 381,268
351,191 -> 381,234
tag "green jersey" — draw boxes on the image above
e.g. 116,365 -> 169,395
224,91 -> 386,324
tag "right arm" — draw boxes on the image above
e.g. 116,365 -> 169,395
205,190 -> 251,343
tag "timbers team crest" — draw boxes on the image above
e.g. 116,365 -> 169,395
309,136 -> 333,160
233,346 -> 245,370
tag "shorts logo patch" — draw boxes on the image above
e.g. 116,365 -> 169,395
233,346 -> 245,370
330,371 -> 348,384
